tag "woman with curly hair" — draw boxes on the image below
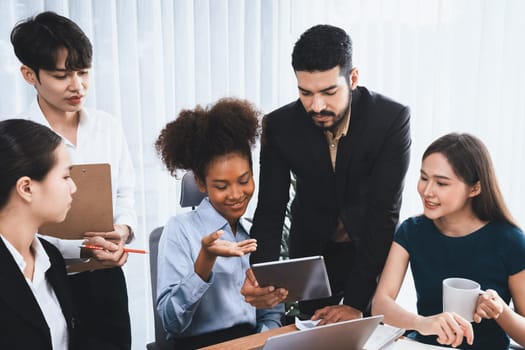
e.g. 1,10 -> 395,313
155,98 -> 282,349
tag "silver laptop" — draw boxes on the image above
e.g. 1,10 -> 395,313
259,315 -> 383,350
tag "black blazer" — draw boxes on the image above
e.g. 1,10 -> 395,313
251,86 -> 411,311
0,237 -> 77,350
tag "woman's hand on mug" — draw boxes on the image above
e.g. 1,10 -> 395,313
474,289 -> 504,323
416,312 -> 474,348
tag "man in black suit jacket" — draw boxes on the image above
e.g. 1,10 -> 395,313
245,25 -> 411,324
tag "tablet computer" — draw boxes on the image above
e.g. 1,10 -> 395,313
251,255 -> 332,302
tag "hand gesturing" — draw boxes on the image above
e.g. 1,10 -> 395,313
201,230 -> 257,257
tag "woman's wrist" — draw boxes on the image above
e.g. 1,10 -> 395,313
194,247 -> 217,281
412,314 -> 425,333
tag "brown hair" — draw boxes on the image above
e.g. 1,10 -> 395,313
423,133 -> 518,227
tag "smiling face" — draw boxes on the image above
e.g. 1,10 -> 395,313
32,142 -> 77,223
22,47 -> 90,116
417,152 -> 480,224
198,153 -> 255,231
296,66 -> 357,132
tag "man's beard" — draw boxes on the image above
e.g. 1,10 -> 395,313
307,92 -> 352,132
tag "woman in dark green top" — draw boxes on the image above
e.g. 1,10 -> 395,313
372,133 -> 525,349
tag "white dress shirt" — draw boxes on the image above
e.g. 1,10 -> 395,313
13,99 -> 137,259
0,235 -> 68,350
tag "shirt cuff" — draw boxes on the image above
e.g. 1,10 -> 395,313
59,239 -> 84,260
38,235 -> 83,260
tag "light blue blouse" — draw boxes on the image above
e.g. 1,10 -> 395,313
156,198 -> 282,339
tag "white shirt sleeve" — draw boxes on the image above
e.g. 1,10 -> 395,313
113,127 -> 137,240
37,234 -> 84,260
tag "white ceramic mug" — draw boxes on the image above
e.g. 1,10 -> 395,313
442,277 -> 481,322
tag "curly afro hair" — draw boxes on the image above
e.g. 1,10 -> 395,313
155,97 -> 261,182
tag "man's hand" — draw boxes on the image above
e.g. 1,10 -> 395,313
240,268 -> 288,309
84,224 -> 131,245
311,304 -> 363,326
80,236 -> 128,267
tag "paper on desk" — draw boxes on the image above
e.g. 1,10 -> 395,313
363,324 -> 405,350
294,317 -> 321,330
391,338 -> 457,349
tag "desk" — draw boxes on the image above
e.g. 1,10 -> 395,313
199,325 -> 296,350
199,325 -> 455,350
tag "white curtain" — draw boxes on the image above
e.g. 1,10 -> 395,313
1,0 -> 524,347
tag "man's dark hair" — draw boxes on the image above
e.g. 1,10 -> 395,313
10,11 -> 92,78
292,24 -> 353,77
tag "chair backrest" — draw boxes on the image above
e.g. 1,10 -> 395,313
180,170 -> 206,208
149,226 -> 167,345
147,172 -> 205,348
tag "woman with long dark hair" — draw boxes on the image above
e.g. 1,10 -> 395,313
372,133 -> 525,349
0,119 -> 77,349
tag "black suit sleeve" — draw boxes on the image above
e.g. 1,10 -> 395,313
250,115 -> 291,263
343,106 -> 411,311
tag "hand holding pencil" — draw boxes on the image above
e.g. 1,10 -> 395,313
80,236 -> 131,267
84,225 -> 130,245
80,244 -> 147,254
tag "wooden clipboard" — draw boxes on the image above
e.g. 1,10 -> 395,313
39,163 -> 114,273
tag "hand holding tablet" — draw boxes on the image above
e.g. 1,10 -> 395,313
251,256 -> 332,303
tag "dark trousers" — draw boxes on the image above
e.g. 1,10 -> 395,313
171,323 -> 255,349
299,241 -> 355,317
69,267 -> 131,350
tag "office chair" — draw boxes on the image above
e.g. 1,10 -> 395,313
146,226 -> 172,350
146,171 -> 206,349
180,170 -> 206,209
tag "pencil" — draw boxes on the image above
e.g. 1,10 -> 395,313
79,244 -> 148,254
